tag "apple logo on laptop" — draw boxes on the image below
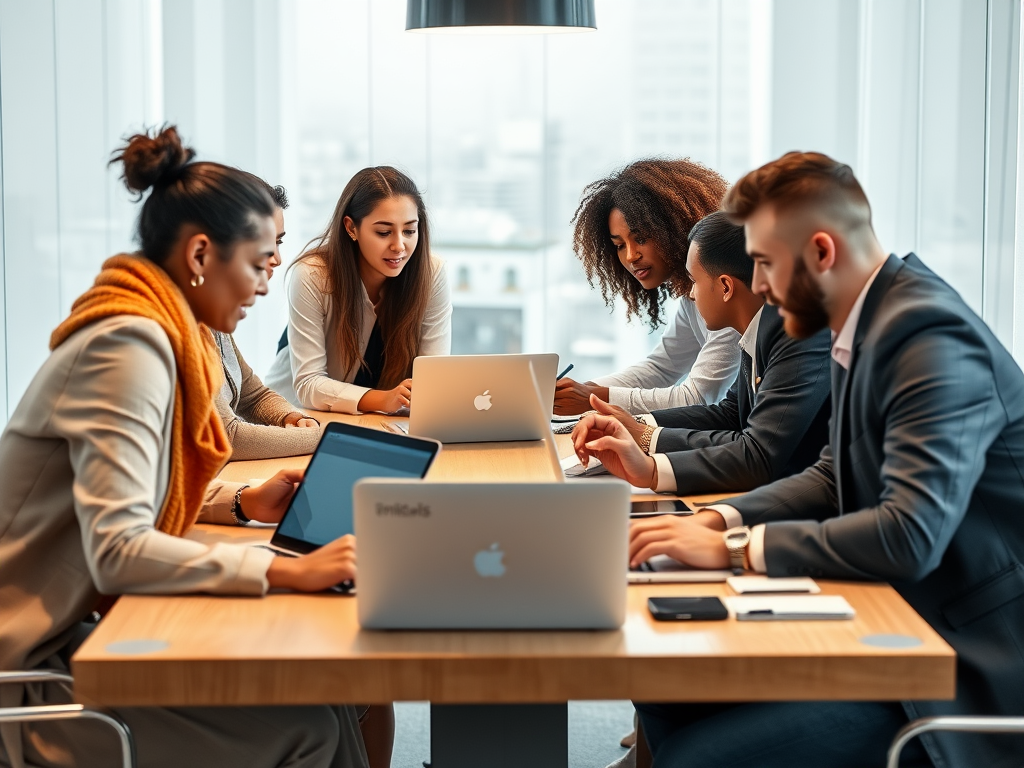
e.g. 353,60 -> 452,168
474,390 -> 493,411
474,543 -> 505,577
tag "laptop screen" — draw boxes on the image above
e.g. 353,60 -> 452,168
271,422 -> 439,554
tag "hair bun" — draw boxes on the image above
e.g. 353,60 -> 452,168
113,125 -> 195,195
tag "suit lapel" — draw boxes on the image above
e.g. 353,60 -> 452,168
831,359 -> 849,512
833,254 -> 905,514
739,350 -> 753,421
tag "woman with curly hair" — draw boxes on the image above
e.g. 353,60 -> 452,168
554,158 -> 742,416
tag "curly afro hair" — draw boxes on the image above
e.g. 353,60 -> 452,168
571,158 -> 728,328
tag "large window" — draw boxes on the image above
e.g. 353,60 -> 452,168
0,0 -> 1020,425
280,0 -> 771,385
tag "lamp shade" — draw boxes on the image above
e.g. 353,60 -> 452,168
406,0 -> 596,33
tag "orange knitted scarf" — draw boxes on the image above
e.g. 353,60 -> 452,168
50,254 -> 231,537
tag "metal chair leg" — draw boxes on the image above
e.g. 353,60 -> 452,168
0,671 -> 74,686
887,716 -> 1024,768
0,672 -> 136,768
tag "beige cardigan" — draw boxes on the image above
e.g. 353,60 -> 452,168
0,315 -> 275,681
212,330 -> 322,461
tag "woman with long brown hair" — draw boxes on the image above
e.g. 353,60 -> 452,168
266,167 -> 451,414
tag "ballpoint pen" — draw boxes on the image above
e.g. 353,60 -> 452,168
556,363 -> 575,380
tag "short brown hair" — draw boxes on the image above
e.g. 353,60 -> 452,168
723,151 -> 871,227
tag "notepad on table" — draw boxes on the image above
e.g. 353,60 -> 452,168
727,575 -> 821,594
725,595 -> 855,621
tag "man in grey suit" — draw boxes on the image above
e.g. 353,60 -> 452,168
619,152 -> 1024,767
571,211 -> 831,496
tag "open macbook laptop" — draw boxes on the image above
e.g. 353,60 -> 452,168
264,423 -> 441,586
409,353 -> 559,443
354,480 -> 629,629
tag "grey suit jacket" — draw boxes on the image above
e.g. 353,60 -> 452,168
728,254 -> 1024,768
651,304 -> 832,493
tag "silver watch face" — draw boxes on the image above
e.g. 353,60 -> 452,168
725,528 -> 751,550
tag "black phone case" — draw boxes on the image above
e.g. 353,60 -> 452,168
647,596 -> 729,621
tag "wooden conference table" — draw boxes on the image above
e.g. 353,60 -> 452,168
73,411 -> 956,768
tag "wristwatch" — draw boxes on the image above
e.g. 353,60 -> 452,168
723,526 -> 751,573
230,484 -> 251,526
638,425 -> 656,455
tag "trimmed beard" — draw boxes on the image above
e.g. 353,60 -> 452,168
766,257 -> 830,339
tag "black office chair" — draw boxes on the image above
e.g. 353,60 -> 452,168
886,716 -> 1024,768
0,669 -> 136,768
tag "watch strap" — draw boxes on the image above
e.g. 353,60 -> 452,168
638,425 -> 656,455
230,484 -> 251,526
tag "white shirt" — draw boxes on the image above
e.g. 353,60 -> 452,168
831,260 -> 886,371
594,298 -> 741,413
265,255 -> 453,413
647,307 -> 765,493
710,261 -> 887,572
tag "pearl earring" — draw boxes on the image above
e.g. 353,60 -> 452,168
190,274 -> 205,287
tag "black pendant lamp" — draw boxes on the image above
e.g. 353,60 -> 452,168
406,0 -> 596,33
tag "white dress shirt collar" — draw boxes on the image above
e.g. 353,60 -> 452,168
738,305 -> 763,360
738,305 -> 764,393
831,260 -> 886,371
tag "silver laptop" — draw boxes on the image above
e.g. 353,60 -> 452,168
409,353 -> 559,443
353,480 -> 629,629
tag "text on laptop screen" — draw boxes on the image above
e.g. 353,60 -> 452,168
277,430 -> 434,547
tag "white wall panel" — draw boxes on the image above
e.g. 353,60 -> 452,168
0,0 -> 62,415
369,0 -> 427,179
104,0 -> 164,258
856,0 -> 921,259
918,0 -> 987,314
770,0 -> 861,165
55,0 -> 109,314
224,0 -> 288,379
0,42 -> 6,425
983,0 -> 1021,350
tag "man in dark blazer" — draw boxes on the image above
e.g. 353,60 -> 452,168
626,152 -> 1024,767
571,211 -> 831,496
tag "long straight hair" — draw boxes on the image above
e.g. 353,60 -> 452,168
295,166 -> 432,389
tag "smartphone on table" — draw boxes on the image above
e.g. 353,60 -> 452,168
647,596 -> 729,621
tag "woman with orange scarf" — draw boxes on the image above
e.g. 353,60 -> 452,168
0,127 -> 366,768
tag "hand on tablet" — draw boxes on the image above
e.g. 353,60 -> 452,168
628,515 -> 730,570
239,469 -> 304,524
267,534 -> 357,592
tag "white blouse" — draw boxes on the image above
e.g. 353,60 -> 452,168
593,298 -> 741,413
265,254 -> 453,413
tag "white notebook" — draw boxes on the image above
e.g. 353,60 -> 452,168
727,575 -> 821,594
725,595 -> 855,621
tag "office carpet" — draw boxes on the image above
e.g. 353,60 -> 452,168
391,700 -> 635,768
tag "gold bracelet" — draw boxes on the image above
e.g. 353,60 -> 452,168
638,425 -> 655,455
